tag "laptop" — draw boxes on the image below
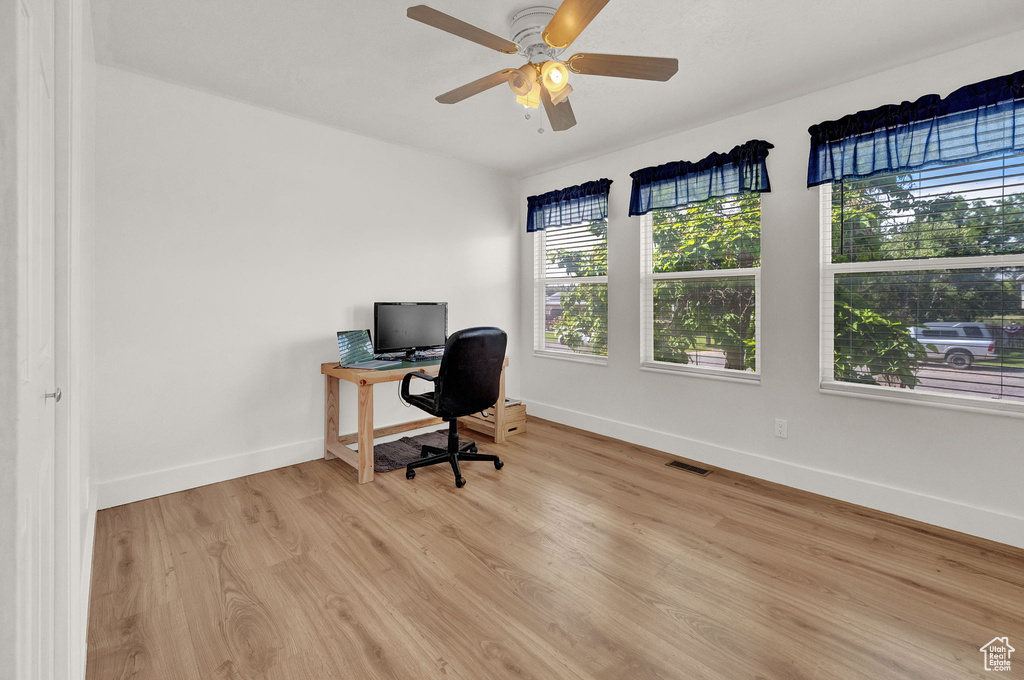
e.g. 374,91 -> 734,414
336,330 -> 400,370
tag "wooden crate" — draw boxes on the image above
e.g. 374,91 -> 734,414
459,402 -> 526,440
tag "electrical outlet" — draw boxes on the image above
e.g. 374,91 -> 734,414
774,418 -> 788,439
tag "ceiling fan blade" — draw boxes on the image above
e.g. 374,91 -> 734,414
566,53 -> 678,81
542,0 -> 610,50
436,69 -> 514,104
408,5 -> 519,54
540,86 -> 577,132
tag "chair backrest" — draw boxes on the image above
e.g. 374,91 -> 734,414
434,327 -> 508,418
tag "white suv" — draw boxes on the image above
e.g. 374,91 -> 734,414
909,322 -> 996,369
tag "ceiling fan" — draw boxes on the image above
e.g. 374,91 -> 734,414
407,1 -> 678,132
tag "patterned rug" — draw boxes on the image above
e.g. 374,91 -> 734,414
373,429 -> 476,473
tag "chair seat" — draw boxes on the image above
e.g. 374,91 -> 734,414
404,391 -> 438,416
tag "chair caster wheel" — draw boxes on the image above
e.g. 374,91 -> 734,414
494,459 -> 504,470
455,477 -> 466,488
406,469 -> 415,479
468,444 -> 478,453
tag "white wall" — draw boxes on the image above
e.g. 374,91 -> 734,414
93,66 -> 519,507
519,31 -> 1024,549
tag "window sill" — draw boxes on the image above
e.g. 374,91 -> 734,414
640,361 -> 760,384
533,349 -> 608,366
820,379 -> 1024,418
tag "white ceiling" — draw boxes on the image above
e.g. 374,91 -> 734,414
92,0 -> 1024,177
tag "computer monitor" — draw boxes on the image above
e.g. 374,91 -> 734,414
373,302 -> 448,359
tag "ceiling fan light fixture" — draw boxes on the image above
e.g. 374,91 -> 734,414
508,65 -> 538,96
549,82 -> 572,106
516,88 -> 541,108
408,1 -> 676,132
540,60 -> 570,92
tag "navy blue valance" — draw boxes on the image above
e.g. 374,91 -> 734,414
527,178 -> 612,233
628,140 -> 774,216
808,68 -> 1024,187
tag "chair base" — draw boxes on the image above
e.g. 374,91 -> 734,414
405,419 -> 503,488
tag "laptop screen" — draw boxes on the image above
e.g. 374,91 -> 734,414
337,329 -> 374,366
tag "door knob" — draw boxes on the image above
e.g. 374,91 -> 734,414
45,388 -> 62,403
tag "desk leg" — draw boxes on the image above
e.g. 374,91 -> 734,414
356,383 -> 375,484
492,364 -> 507,444
324,375 -> 339,460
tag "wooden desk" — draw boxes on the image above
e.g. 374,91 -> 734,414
321,357 -> 509,484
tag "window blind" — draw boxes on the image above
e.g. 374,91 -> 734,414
822,151 -> 1024,408
536,220 -> 608,358
831,268 -> 1024,400
543,221 -> 608,278
650,277 -> 757,370
832,155 -> 1024,263
652,195 -> 761,272
641,194 -> 761,376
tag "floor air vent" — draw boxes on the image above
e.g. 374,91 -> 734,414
666,460 -> 711,476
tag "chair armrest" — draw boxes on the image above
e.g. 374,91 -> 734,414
400,371 -> 437,402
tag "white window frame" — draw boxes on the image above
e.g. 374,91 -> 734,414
533,221 -> 609,365
818,182 -> 1024,417
640,211 -> 761,383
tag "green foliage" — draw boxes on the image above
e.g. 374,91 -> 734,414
652,194 -> 760,272
547,222 -> 607,278
830,173 -> 913,263
832,172 -> 1024,263
653,279 -> 755,370
833,302 -> 924,388
544,195 -> 762,368
545,221 -> 608,355
651,194 -> 760,370
835,269 -> 1022,329
828,161 -> 1024,385
548,282 -> 608,355
545,155 -> 1023,383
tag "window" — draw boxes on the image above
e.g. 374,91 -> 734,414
630,140 -> 773,379
641,194 -> 761,376
527,178 -> 612,362
821,153 -> 1024,408
534,219 -> 608,359
812,67 -> 1024,411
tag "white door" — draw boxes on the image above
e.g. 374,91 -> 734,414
15,0 -> 58,678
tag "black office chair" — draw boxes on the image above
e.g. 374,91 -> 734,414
400,327 -> 507,488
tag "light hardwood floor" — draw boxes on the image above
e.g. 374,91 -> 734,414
86,418 -> 1024,679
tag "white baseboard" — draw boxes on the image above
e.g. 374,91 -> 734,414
528,401 -> 1024,550
96,439 -> 323,509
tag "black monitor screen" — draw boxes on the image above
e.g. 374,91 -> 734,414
373,302 -> 448,353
